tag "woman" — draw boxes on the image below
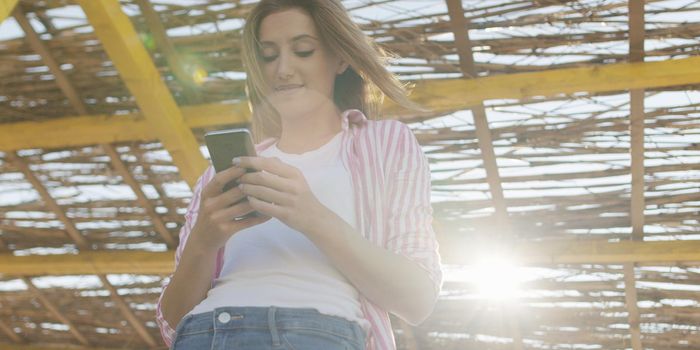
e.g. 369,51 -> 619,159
156,1 -> 443,349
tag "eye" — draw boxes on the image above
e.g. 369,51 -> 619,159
262,55 -> 278,63
295,50 -> 314,58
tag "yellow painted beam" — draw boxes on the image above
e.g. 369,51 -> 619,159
441,237 -> 700,266
2,240 -> 700,277
3,56 -> 700,152
134,0 -> 201,104
77,0 -> 207,188
0,251 -> 173,276
0,0 -> 18,23
0,102 -> 250,151
384,55 -> 700,114
514,239 -> 700,265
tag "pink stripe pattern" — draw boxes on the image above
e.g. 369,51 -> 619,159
155,110 -> 443,350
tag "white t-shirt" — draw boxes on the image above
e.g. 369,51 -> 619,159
189,131 -> 370,333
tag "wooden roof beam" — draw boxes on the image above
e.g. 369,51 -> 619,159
134,0 -> 201,104
101,143 -> 177,248
133,148 -> 180,220
0,250 -> 173,276
624,263 -> 643,350
76,0 -> 208,188
5,152 -> 90,250
0,235 -> 8,251
21,277 -> 90,346
445,0 -> 476,79
13,5 -> 88,115
443,1 -> 522,345
629,0 -> 646,241
387,54 -> 700,115
0,318 -> 24,344
97,274 -> 157,347
0,0 -> 18,22
3,239 -> 700,276
0,102 -> 250,151
3,54 -> 700,151
625,1 -> 646,349
443,238 -> 700,266
445,0 -> 512,243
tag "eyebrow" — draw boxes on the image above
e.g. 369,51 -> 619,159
260,34 -> 319,46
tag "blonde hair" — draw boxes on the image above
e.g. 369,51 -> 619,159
241,0 -> 420,142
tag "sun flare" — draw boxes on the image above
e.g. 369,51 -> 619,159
453,255 -> 522,300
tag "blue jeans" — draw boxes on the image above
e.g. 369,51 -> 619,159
171,306 -> 367,350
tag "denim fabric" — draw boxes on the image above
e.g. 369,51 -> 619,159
171,306 -> 366,350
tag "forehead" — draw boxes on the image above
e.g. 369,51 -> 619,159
259,8 -> 318,43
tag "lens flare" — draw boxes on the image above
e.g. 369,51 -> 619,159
139,32 -> 155,51
450,255 -> 522,300
192,66 -> 208,86
472,256 -> 520,299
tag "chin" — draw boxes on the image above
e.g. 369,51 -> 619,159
273,100 -> 324,120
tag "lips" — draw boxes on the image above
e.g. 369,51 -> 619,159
274,84 -> 304,92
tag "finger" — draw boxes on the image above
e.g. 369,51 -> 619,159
248,196 -> 284,218
211,199 -> 255,221
224,212 -> 271,232
203,166 -> 246,198
238,171 -> 294,194
240,184 -> 291,206
235,156 -> 299,179
209,185 -> 246,209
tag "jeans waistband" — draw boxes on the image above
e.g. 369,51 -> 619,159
177,306 -> 366,346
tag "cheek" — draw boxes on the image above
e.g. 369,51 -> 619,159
262,64 -> 274,81
306,64 -> 337,91
260,65 -> 276,93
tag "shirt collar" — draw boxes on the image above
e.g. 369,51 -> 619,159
340,109 -> 368,132
256,109 -> 367,152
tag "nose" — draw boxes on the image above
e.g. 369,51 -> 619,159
275,51 -> 294,80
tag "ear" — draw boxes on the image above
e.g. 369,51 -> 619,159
336,60 -> 349,75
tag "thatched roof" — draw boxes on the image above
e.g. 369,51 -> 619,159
0,0 -> 699,349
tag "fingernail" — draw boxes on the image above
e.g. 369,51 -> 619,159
232,157 -> 240,166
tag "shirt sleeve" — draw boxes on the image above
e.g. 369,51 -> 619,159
383,121 -> 444,300
155,166 -> 214,346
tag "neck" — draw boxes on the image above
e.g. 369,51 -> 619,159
276,103 -> 343,155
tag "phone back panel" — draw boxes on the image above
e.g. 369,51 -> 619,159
204,128 -> 256,173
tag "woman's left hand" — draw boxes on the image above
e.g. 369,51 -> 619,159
234,156 -> 326,234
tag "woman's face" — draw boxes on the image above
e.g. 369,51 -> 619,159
258,8 -> 347,119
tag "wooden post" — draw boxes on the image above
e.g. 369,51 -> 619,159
625,1 -> 645,349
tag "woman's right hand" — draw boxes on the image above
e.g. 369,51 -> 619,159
188,165 -> 271,252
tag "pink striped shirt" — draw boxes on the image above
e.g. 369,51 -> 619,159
156,109 -> 443,350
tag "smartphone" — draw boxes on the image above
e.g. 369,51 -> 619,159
204,128 -> 260,219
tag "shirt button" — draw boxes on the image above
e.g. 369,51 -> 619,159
218,312 -> 231,324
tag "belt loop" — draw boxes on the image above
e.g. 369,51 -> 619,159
211,310 -> 219,350
268,306 -> 280,347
